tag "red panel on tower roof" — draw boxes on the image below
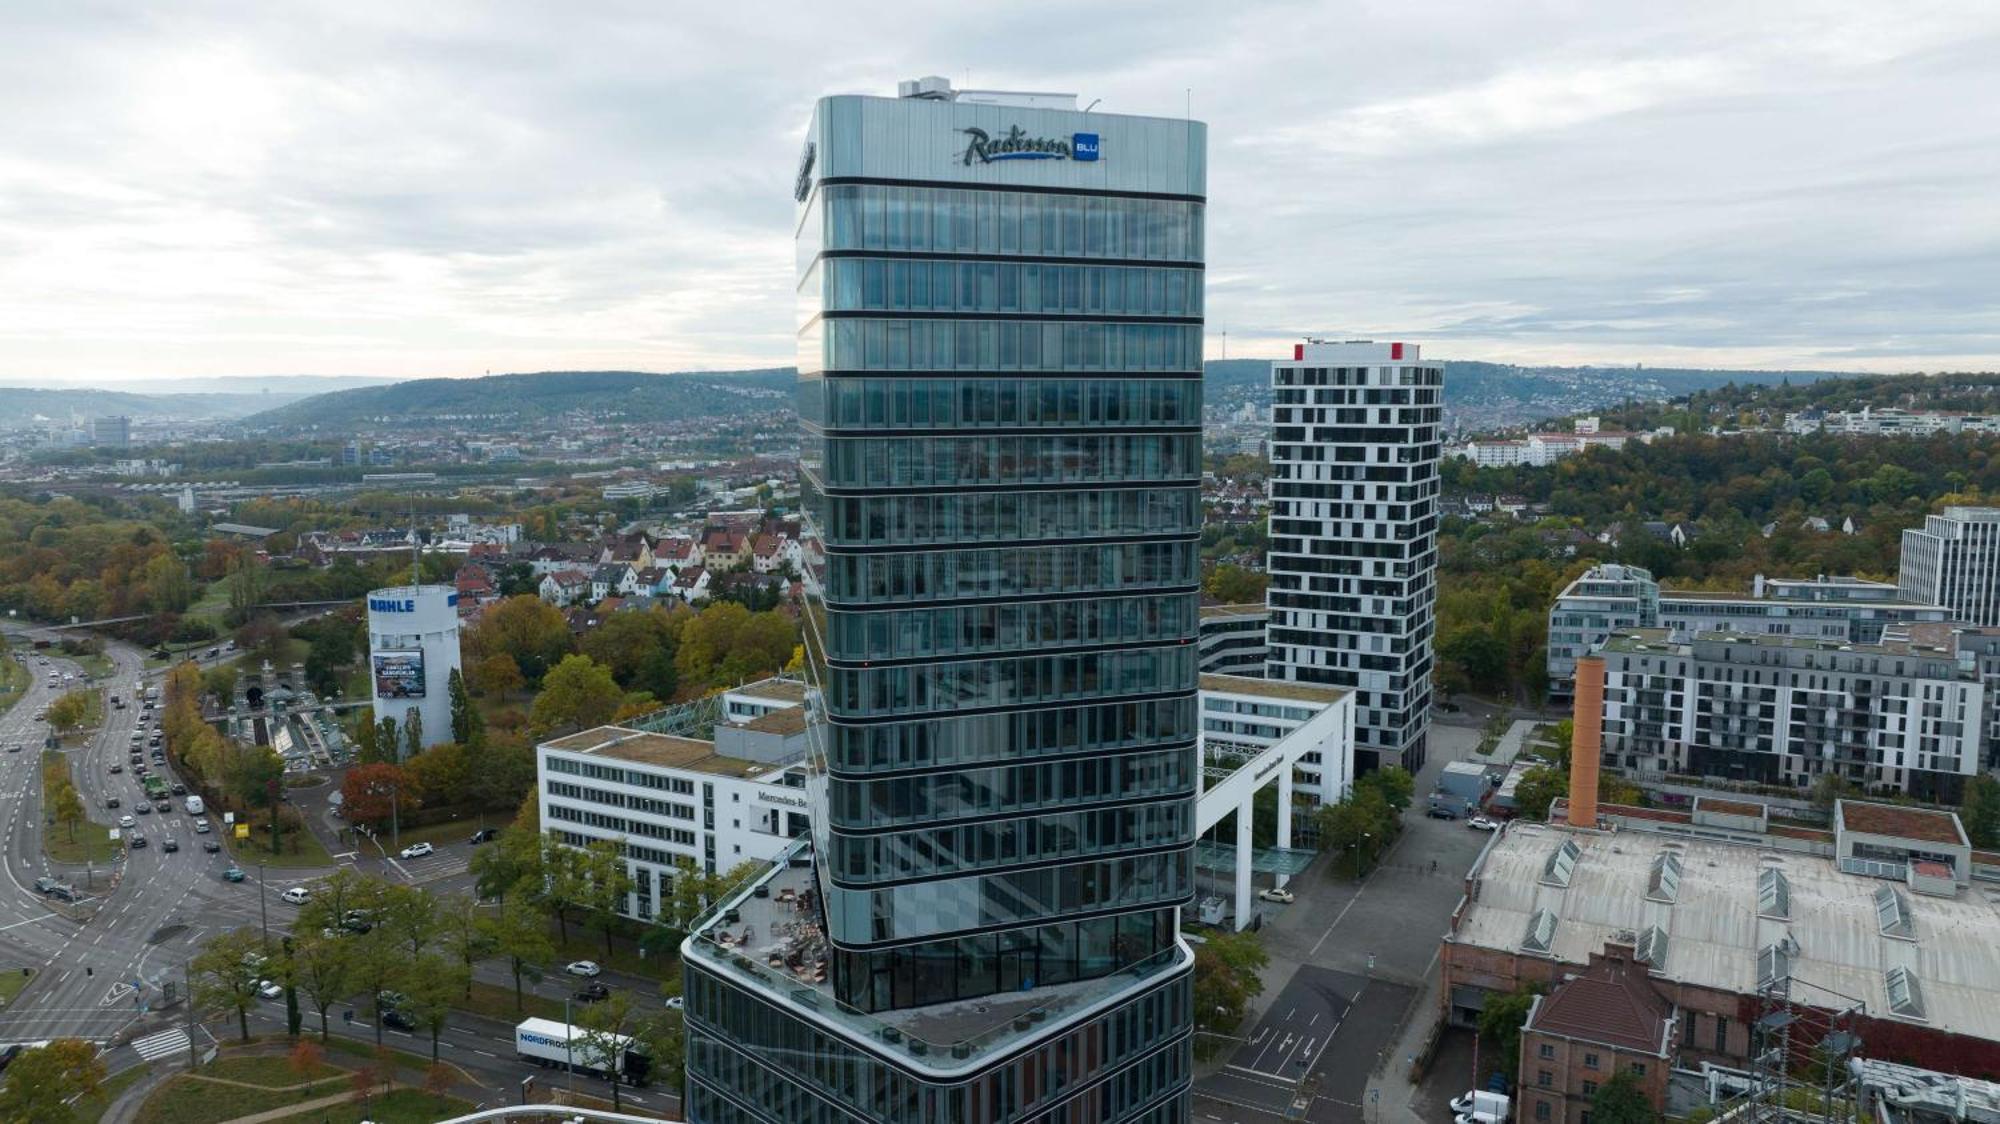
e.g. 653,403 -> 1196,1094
1391,342 -> 1404,360
1294,344 -> 1305,361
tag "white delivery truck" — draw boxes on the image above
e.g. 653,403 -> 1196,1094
184,795 -> 205,815
513,1017 -> 650,1085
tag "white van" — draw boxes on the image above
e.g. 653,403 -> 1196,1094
184,795 -> 205,815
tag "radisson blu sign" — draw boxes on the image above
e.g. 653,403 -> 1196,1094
960,126 -> 1100,165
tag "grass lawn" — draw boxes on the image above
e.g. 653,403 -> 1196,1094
132,1072 -> 348,1124
457,977 -> 564,1023
74,651 -> 117,681
267,1088 -> 474,1124
198,1053 -> 343,1086
233,638 -> 310,679
41,751 -> 124,865
0,652 -> 26,715
318,1036 -> 450,1076
225,818 -> 337,869
0,967 -> 31,1007
76,1063 -> 148,1123
185,581 -> 231,628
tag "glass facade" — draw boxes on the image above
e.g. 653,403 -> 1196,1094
800,150 -> 1203,1016
686,87 -> 1203,1124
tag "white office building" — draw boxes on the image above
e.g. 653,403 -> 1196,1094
1900,506 -> 2000,627
1547,567 -> 1950,699
1266,339 -> 1442,773
536,679 -> 813,920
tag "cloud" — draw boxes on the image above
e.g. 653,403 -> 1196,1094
0,0 -> 1996,380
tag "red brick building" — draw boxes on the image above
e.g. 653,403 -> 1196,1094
1517,944 -> 1674,1123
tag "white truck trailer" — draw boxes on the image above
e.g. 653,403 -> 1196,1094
513,1017 -> 649,1085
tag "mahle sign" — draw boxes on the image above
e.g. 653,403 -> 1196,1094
959,125 -> 1100,165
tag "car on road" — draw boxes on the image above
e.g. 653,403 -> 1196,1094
32,877 -> 61,895
280,886 -> 310,904
222,866 -> 245,882
573,982 -> 611,1003
171,783 -> 186,795
564,960 -> 601,978
107,764 -> 122,774
118,815 -> 135,828
1257,887 -> 1296,904
134,804 -> 151,816
381,1008 -> 417,1031
203,840 -> 221,853
467,827 -> 499,845
105,797 -> 119,809
194,819 -> 210,833
154,800 -> 171,813
3,744 -> 17,754
398,842 -> 434,859
257,980 -> 284,999
162,839 -> 179,853
1466,816 -> 1500,832
129,835 -> 146,849
664,995 -> 684,1011
48,885 -> 77,902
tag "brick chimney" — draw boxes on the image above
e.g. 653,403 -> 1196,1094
1568,655 -> 1604,828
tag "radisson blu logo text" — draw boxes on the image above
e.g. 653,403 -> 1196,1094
960,126 -> 1100,165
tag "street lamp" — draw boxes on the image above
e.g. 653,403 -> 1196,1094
1350,832 -> 1372,879
258,860 -> 269,946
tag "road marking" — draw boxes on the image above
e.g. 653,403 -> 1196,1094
1224,1064 -> 1296,1082
472,1048 -> 496,1057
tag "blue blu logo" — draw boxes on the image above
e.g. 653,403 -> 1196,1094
1072,132 -> 1100,162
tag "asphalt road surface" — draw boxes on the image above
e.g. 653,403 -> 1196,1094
1195,965 -> 1418,1124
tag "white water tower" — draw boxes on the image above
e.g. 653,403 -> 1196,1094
364,584 -> 462,756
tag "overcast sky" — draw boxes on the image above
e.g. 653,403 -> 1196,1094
5,1 -> 1997,383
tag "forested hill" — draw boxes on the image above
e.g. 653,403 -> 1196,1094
0,386 -> 319,421
1587,371 -> 2000,432
243,369 -> 796,429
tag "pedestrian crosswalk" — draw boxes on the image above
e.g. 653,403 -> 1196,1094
130,1027 -> 188,1062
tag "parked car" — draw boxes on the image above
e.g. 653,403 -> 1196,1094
1257,887 -> 1296,904
564,960 -> 601,978
664,995 -> 684,1011
1467,816 -> 1500,832
280,886 -> 310,904
467,828 -> 499,845
398,842 -> 434,859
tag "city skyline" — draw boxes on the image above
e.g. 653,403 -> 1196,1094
5,1 -> 1999,381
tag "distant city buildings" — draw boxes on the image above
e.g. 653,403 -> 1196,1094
91,415 -> 130,448
1899,506 -> 2000,627
1267,339 -> 1442,773
1448,421 -> 1644,467
1788,405 -> 2000,437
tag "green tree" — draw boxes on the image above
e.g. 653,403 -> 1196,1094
226,556 -> 266,621
201,664 -> 238,705
193,928 -> 271,1043
144,551 -> 194,614
469,652 -> 526,699
1514,765 -> 1568,822
537,835 -> 594,946
580,608 -> 682,698
289,932 -> 357,1042
481,895 -> 555,1013
50,780 -> 83,842
45,691 -> 88,734
1191,929 -> 1268,1059
579,839 -> 636,959
1591,1068 -> 1657,1124
403,706 -> 424,756
575,991 -> 642,1110
1810,772 -> 1859,816
378,883 -> 443,961
1477,986 -> 1538,1075
346,928 -> 406,1047
438,892 -> 497,999
0,1038 -> 106,1123
1357,765 -> 1415,813
470,825 -> 545,904
470,595 -> 574,685
447,667 -> 483,748
1201,563 -> 1267,605
304,626 -> 353,697
1963,774 -> 2000,849
404,953 -> 465,1062
530,654 -> 624,736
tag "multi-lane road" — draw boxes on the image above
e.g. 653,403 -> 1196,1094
0,627 -> 682,1114
0,631 -> 303,1047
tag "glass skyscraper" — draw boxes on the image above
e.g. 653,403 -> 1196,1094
682,78 -> 1205,1123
